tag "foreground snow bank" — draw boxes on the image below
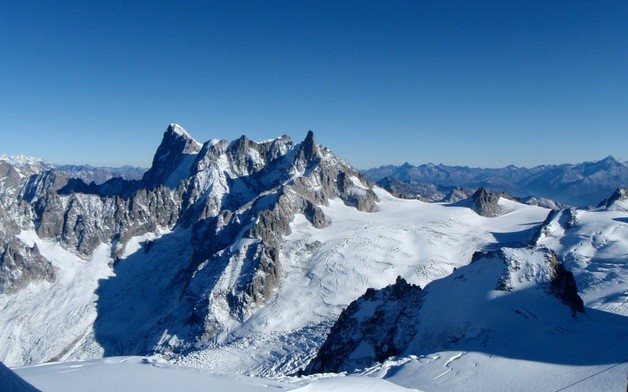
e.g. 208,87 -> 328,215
13,357 -> 286,392
14,353 -> 627,392
13,356 -> 419,392
292,376 -> 417,391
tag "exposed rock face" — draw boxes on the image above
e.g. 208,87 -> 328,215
0,124 -> 381,356
529,207 -> 579,246
599,187 -> 628,211
0,237 -> 55,293
471,187 -> 502,217
182,128 -> 380,331
0,161 -> 56,293
1,154 -> 145,188
495,248 -> 585,316
441,187 -> 474,203
518,196 -> 565,210
142,124 -> 203,188
305,276 -> 424,374
22,169 -> 184,259
547,251 -> 585,315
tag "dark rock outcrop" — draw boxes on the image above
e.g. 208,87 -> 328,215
305,276 -> 424,374
0,238 -> 55,293
471,187 -> 502,217
547,251 -> 585,315
598,187 -> 628,211
142,124 -> 202,188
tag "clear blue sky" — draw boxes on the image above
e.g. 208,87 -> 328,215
1,1 -> 626,169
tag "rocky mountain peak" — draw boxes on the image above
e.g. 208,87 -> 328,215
168,123 -> 194,139
142,124 -> 203,188
471,187 -> 502,217
0,124 -> 384,362
599,155 -> 619,165
295,130 -> 319,168
362,155 -> 628,207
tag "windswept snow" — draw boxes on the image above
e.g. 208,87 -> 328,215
13,356 -> 420,392
2,130 -> 628,392
304,245 -> 628,391
1,228 -> 181,366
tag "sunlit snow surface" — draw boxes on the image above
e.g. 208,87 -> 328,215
4,188 -> 628,391
13,356 -> 416,392
175,190 -> 551,375
536,207 -> 628,316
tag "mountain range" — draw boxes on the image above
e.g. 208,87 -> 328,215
0,154 -> 145,185
1,124 -> 627,391
362,156 -> 628,207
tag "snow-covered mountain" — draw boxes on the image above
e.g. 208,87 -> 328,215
1,124 -> 627,391
1,124 -> 383,366
302,191 -> 628,389
363,156 -> 628,207
305,247 -> 596,373
0,155 -> 145,185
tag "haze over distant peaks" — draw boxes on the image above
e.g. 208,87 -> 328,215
362,156 -> 628,207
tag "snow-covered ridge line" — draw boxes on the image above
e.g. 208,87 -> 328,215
168,123 -> 203,148
0,155 -> 49,166
0,125 -> 382,367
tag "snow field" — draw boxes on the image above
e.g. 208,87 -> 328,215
176,190 -> 551,375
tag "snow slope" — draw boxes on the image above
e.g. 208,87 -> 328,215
305,247 -> 628,391
0,232 -> 113,365
13,357 -> 288,392
13,356 -> 416,392
176,191 -> 551,375
535,207 -> 628,316
0,184 -> 550,373
2,127 -> 627,391
0,228 -> 180,366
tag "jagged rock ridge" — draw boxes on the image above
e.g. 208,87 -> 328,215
0,124 -> 380,359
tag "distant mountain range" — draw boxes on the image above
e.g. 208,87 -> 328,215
4,154 -> 625,208
362,156 -> 628,207
0,155 -> 145,185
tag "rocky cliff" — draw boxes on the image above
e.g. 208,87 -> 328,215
0,124 -> 380,359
